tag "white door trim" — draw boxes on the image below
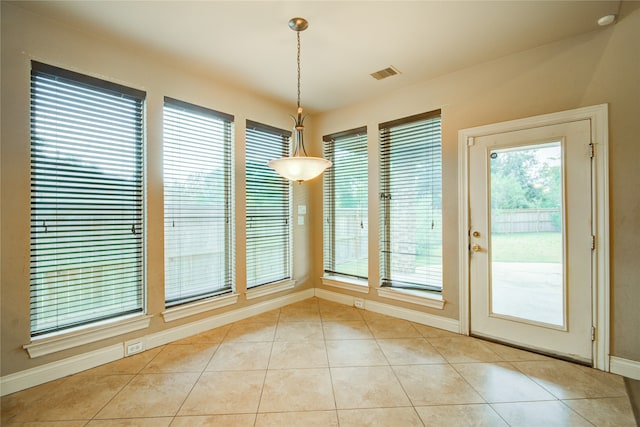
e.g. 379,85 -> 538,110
457,104 -> 609,371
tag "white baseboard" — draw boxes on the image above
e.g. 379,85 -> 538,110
314,288 -> 356,305
1,344 -> 123,396
366,300 -> 459,333
0,288 -> 314,397
610,356 -> 640,380
314,288 -> 460,333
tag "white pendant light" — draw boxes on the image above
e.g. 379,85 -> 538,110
267,17 -> 332,183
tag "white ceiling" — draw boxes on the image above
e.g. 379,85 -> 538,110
13,1 -> 621,113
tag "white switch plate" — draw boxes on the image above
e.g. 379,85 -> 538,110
297,205 -> 306,215
298,216 -> 305,225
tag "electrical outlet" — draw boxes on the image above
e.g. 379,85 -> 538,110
354,298 -> 364,309
125,340 -> 144,356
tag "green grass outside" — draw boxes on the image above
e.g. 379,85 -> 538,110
491,232 -> 562,263
334,232 -> 561,272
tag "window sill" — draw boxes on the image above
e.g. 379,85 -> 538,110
162,293 -> 239,322
377,287 -> 445,310
322,276 -> 370,294
23,314 -> 152,359
246,279 -> 296,300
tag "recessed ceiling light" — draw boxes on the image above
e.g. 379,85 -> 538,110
597,14 -> 616,26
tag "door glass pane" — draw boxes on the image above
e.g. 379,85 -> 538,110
489,142 -> 564,327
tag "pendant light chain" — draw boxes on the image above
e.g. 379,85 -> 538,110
296,31 -> 301,110
266,17 -> 332,182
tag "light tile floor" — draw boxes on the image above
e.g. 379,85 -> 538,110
2,298 -> 636,426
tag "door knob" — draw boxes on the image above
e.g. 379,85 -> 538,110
471,243 -> 481,252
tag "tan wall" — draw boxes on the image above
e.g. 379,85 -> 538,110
0,3 -> 313,376
310,2 -> 640,361
2,1 -> 639,379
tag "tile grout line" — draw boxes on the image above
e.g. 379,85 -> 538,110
557,399 -> 598,427
508,360 -> 570,401
445,360 -> 514,426
320,305 -> 342,425
167,320 -> 232,424
84,347 -> 171,424
251,311 -> 279,427
414,322 -> 454,365
379,320 -> 498,426
487,402 -> 515,427
368,317 -> 427,427
168,341 -> 221,421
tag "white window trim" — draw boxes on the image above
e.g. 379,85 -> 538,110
23,315 -> 152,359
321,275 -> 370,294
377,287 -> 445,310
162,293 -> 239,322
245,279 -> 296,300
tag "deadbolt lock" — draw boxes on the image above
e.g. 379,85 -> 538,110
472,231 -> 480,238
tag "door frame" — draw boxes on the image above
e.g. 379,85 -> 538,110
457,104 -> 610,371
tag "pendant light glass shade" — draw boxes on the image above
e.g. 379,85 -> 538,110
268,17 -> 332,182
268,156 -> 332,182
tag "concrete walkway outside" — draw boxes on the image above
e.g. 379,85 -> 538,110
491,262 -> 563,326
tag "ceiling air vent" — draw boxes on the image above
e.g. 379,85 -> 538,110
370,66 -> 400,81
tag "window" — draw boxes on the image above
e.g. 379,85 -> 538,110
323,127 -> 368,279
245,120 -> 291,288
379,110 -> 442,291
163,97 -> 234,306
30,62 -> 145,337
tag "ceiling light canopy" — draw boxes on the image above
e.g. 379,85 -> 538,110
267,17 -> 332,183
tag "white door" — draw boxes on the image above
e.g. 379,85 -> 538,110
469,119 -> 593,364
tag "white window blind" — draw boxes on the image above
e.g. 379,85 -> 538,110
323,127 -> 368,279
163,97 -> 234,306
245,120 -> 291,288
30,61 -> 145,337
379,110 -> 442,291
